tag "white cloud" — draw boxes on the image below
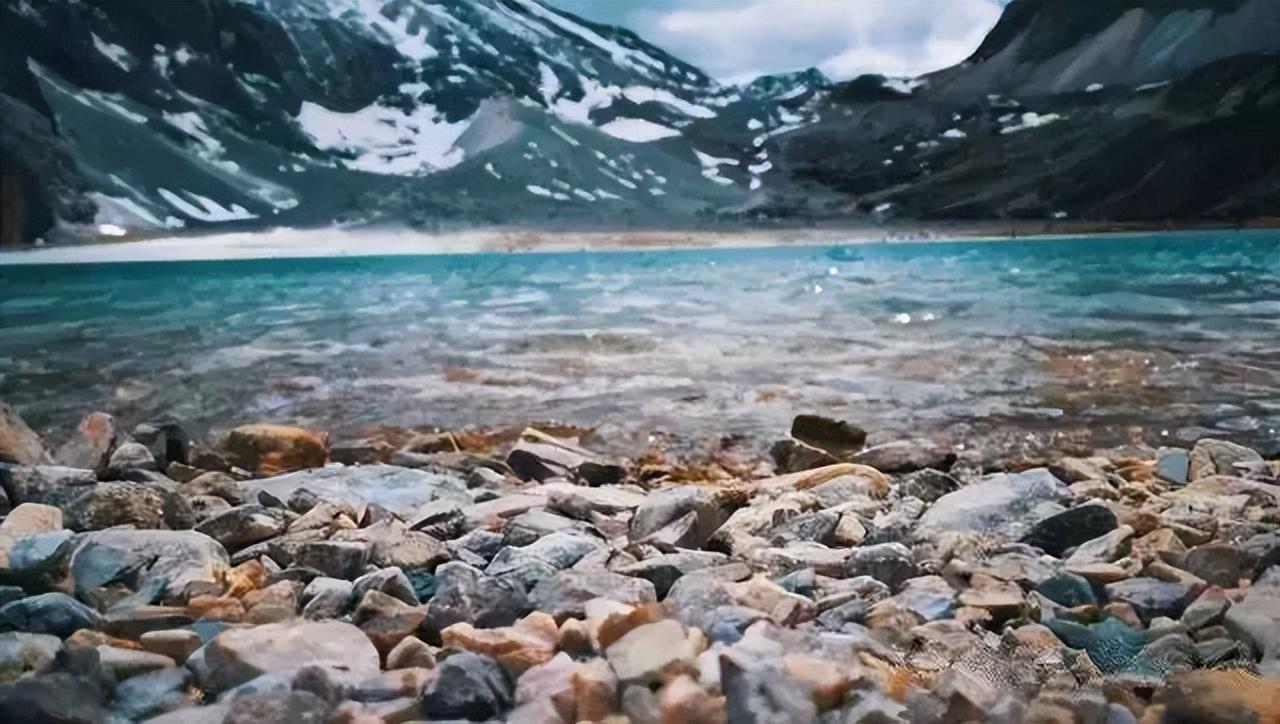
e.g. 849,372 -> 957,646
635,0 -> 1003,81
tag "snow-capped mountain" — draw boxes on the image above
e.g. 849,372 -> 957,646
1,0 -> 1276,247
0,0 -> 827,245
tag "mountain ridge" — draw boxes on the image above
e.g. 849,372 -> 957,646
1,0 -> 1276,247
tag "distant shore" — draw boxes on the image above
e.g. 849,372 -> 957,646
1,218 -> 1276,265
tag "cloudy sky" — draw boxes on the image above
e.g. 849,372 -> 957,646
546,0 -> 1006,83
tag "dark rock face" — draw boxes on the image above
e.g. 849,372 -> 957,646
1105,578 -> 1196,625
0,672 -> 107,724
421,562 -> 530,642
789,415 -> 867,457
419,652 -> 512,721
1019,504 -> 1118,558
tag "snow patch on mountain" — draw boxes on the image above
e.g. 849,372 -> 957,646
598,118 -> 681,143
297,100 -> 471,175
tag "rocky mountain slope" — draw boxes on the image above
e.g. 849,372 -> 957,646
1,0 -> 1277,247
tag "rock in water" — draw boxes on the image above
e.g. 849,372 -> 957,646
187,620 -> 379,693
0,402 -> 50,465
223,424 -> 328,476
419,652 -> 512,721
789,414 -> 867,457
1019,504 -> 1118,558
914,468 -> 1069,541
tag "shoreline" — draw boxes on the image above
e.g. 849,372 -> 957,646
1,220 -> 1276,266
0,403 -> 1277,721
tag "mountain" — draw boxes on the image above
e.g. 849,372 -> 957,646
0,0 -> 827,245
1,0 -> 1277,247
767,0 -> 1280,222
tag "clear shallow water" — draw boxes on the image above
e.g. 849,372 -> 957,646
2,230 -> 1278,458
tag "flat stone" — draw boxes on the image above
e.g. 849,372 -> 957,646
914,468 -> 1069,541
1104,578 -> 1195,625
1019,504 -> 1118,558
770,438 -> 839,474
0,592 -> 101,638
139,629 -> 202,664
440,612 -> 558,676
187,619 -> 380,693
1155,447 -> 1190,485
184,472 -> 244,504
0,503 -> 61,541
894,469 -> 960,503
851,439 -> 954,473
0,465 -> 97,509
100,606 -> 194,639
194,505 -> 290,552
605,619 -> 697,685
97,644 -> 175,682
243,464 -> 469,518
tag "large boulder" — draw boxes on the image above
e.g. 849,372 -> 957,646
1188,439 -> 1264,480
68,529 -> 229,604
222,424 -> 328,476
187,619 -> 379,693
0,465 -> 96,509
0,402 -> 50,466
64,481 -> 187,531
914,469 -> 1070,541
242,464 -> 469,517
1224,566 -> 1280,660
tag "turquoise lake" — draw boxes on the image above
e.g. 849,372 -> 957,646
2,230 -> 1278,458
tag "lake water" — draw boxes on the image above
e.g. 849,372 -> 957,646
2,230 -> 1278,459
